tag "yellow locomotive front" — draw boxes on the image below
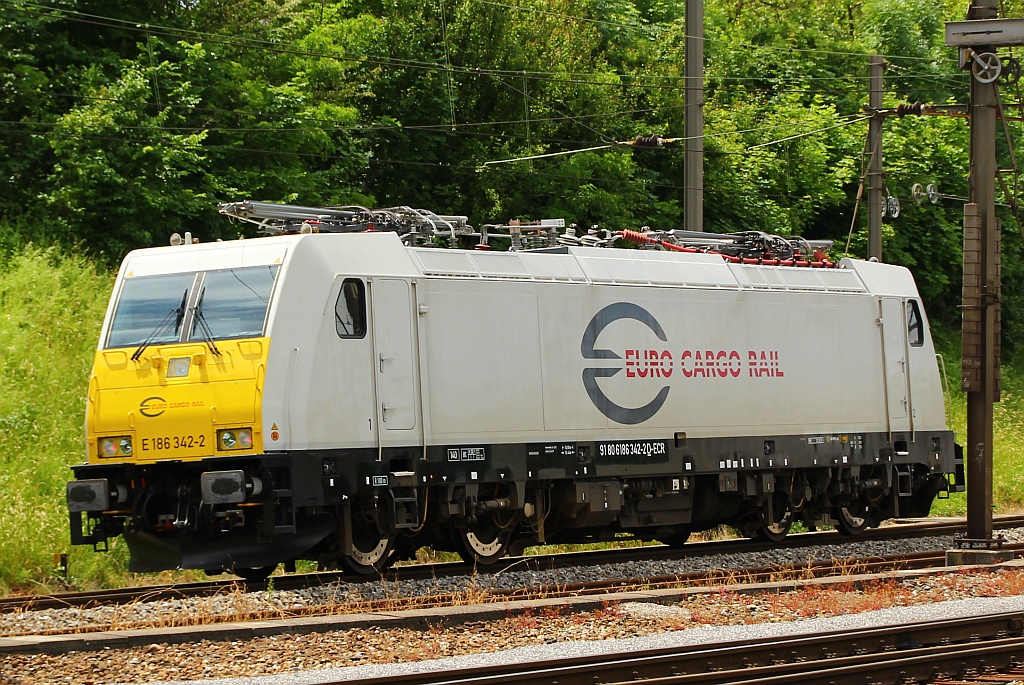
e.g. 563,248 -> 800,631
88,265 -> 273,464
66,248 -> 309,575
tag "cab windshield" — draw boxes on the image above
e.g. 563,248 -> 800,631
188,267 -> 278,342
106,266 -> 279,349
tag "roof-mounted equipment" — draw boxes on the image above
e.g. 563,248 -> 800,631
217,201 -> 474,246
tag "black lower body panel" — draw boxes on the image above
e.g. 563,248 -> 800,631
123,512 -> 336,572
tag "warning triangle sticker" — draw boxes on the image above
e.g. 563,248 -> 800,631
271,423 -> 279,430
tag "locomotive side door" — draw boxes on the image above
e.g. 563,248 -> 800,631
369,278 -> 421,449
880,297 -> 912,435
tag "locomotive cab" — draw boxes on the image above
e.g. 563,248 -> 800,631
68,232 -> 431,576
67,240 -> 320,574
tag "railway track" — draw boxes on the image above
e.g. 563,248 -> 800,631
3,514 -> 1021,615
3,547 -> 995,638
2,516 -> 1023,642
325,610 -> 1024,685
5,525 -> 1024,685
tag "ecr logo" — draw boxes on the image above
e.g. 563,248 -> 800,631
581,303 -> 670,425
139,396 -> 167,418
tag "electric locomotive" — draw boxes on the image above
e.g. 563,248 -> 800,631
67,201 -> 965,578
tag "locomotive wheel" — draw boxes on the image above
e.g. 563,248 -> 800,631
234,565 -> 277,582
455,517 -> 512,565
341,521 -> 397,575
836,502 -> 872,536
754,512 -> 792,543
658,528 -> 691,549
748,493 -> 792,542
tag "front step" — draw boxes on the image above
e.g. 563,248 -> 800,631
389,488 -> 420,529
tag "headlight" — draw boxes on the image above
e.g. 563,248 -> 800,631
167,357 -> 191,378
218,428 -> 253,451
99,436 -> 133,458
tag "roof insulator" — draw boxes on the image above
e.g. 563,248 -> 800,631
632,135 -> 664,147
896,101 -> 924,117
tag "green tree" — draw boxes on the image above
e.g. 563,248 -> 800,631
40,44 -> 217,257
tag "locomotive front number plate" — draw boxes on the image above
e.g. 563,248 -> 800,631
598,440 -> 668,459
141,435 -> 207,452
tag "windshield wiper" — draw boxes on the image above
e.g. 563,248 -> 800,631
131,289 -> 188,361
173,288 -> 187,334
191,287 -> 222,356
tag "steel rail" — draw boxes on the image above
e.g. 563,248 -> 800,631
603,640 -> 1024,684
323,611 -> 1024,685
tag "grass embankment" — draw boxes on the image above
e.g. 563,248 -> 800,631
931,358 -> 1024,516
0,246 -> 126,594
0,243 -> 1019,595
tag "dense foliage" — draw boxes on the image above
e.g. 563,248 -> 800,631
1,0 -> 1023,343
3,0 -> 1024,592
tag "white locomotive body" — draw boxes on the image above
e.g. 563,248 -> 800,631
67,205 -> 963,576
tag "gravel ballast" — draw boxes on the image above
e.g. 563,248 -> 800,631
5,530 -> 1012,637
3,529 -> 1024,685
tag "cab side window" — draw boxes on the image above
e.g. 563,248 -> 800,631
907,300 -> 924,347
336,279 -> 366,338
